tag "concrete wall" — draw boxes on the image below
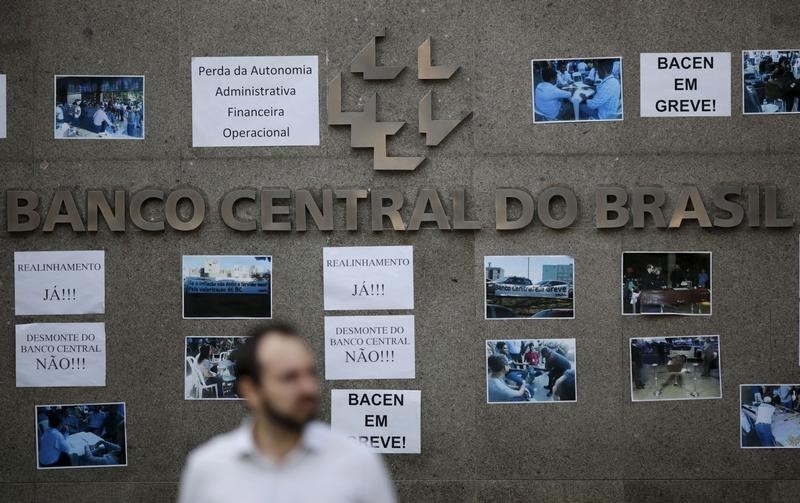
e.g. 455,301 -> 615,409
1,1 -> 799,501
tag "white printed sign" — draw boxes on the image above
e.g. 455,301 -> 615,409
325,315 -> 415,380
16,323 -> 106,387
640,52 -> 731,117
0,74 -> 6,139
331,389 -> 421,454
14,250 -> 105,315
191,56 -> 319,147
323,246 -> 414,311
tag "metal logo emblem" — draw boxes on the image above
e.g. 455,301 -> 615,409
327,29 -> 471,171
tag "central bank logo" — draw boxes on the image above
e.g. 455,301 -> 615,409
327,29 -> 471,171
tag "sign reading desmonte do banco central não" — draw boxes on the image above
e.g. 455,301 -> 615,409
191,56 -> 319,147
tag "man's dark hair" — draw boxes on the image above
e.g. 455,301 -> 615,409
232,322 -> 303,386
598,59 -> 615,75
541,347 -> 552,357
47,410 -> 62,429
542,66 -> 557,83
495,341 -> 507,351
488,355 -> 506,373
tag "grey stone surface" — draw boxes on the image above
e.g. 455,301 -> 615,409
1,1 -> 800,502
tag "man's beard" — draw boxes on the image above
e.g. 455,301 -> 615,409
260,395 -> 318,432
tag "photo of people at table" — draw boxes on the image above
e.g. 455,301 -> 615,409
486,338 -> 576,403
185,337 -> 247,400
622,251 -> 711,315
742,50 -> 800,114
741,384 -> 800,448
183,255 -> 272,319
531,57 -> 622,123
36,402 -> 126,469
485,255 -> 574,319
54,75 -> 144,139
630,336 -> 721,402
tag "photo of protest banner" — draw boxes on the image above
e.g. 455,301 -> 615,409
0,74 -> 6,139
485,255 -> 574,319
331,390 -> 421,454
742,50 -> 800,114
35,402 -> 127,469
629,335 -> 721,403
16,323 -> 106,387
486,339 -> 576,403
531,57 -> 623,123
323,246 -> 414,311
185,337 -> 247,400
740,384 -> 800,448
621,251 -> 711,316
324,315 -> 415,380
14,250 -> 105,316
54,76 -> 144,139
191,56 -> 319,147
182,255 -> 272,319
640,52 -> 731,117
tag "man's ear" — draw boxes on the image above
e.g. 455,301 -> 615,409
237,377 -> 259,412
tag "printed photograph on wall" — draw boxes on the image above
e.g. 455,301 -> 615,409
621,251 -> 711,315
35,402 -> 127,469
485,255 -> 574,319
742,50 -> 800,114
182,255 -> 272,319
185,337 -> 247,400
54,75 -> 144,139
630,335 -> 721,402
531,57 -> 623,123
486,338 -> 576,403
0,73 -> 6,139
740,384 -> 800,448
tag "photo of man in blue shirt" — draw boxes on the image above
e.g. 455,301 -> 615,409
532,57 -> 623,122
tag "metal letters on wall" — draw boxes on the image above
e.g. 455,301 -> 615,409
327,29 -> 471,171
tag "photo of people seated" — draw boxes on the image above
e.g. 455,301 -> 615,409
485,255 -> 574,319
531,57 -> 622,123
36,402 -> 126,469
740,384 -> 800,448
54,76 -> 144,139
622,251 -> 711,315
486,338 -> 576,403
742,50 -> 800,114
630,336 -> 720,402
185,337 -> 247,399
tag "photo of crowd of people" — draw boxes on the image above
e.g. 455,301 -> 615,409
531,57 -> 622,123
185,337 -> 247,400
741,384 -> 800,448
486,339 -> 576,403
742,50 -> 800,114
622,251 -> 711,315
485,256 -> 574,319
54,76 -> 144,139
630,336 -> 721,402
183,255 -> 272,319
36,402 -> 127,469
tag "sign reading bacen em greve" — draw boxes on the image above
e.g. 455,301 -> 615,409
4,184 -> 793,232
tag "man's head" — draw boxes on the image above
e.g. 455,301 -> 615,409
232,323 -> 319,431
597,59 -> 614,78
541,347 -> 552,358
542,66 -> 557,84
487,355 -> 507,375
48,411 -> 62,429
495,341 -> 508,354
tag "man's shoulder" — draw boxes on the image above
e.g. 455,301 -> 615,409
186,426 -> 246,466
307,422 -> 380,462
